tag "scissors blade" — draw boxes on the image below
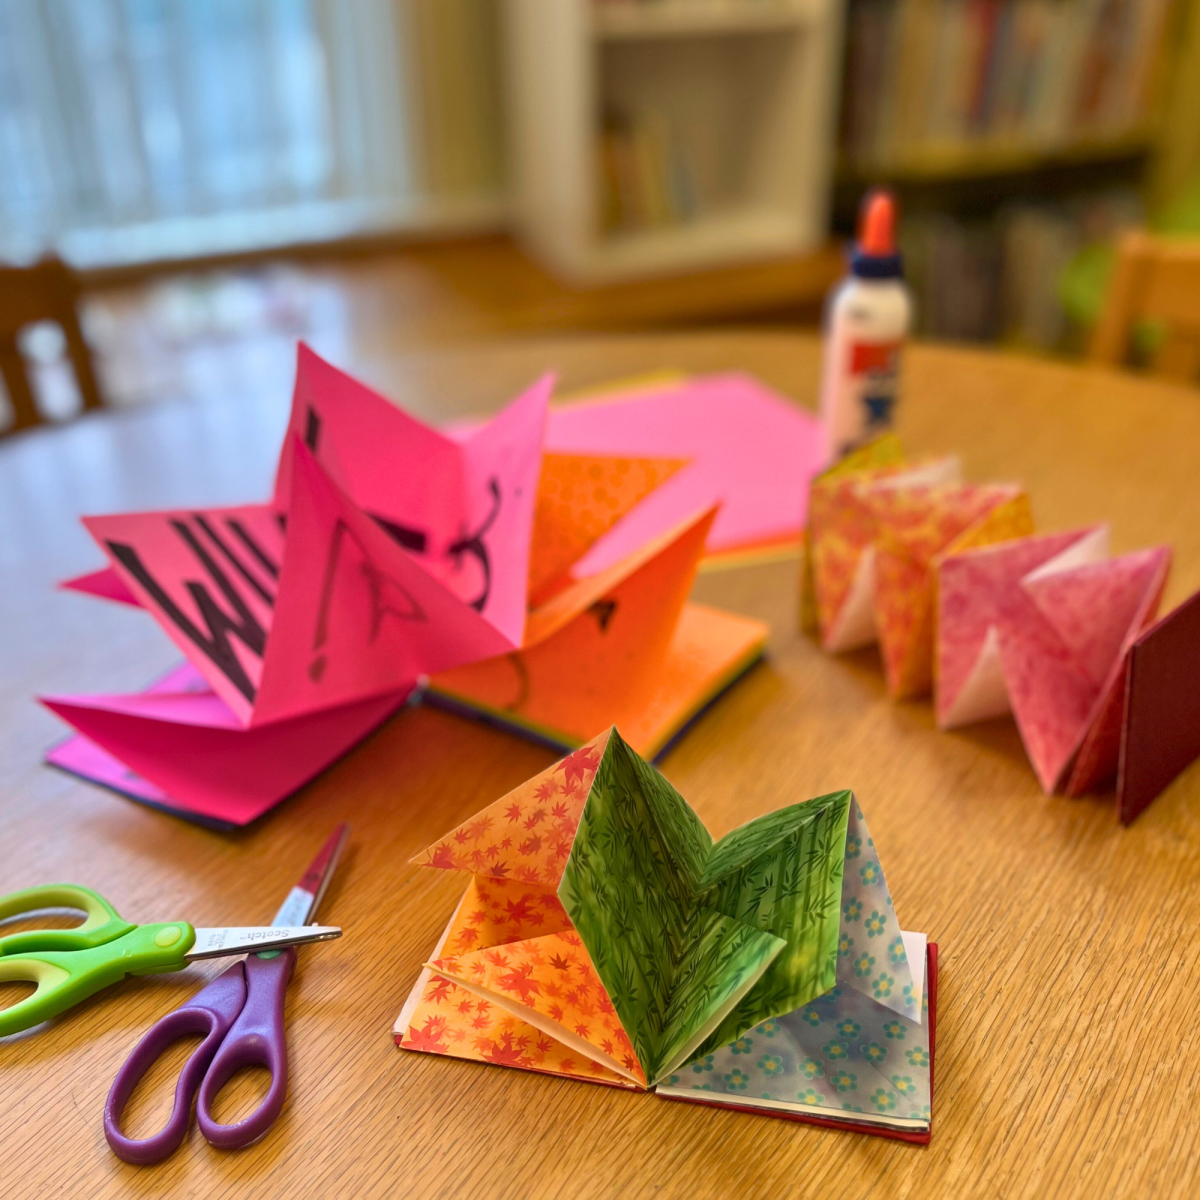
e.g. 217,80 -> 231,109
186,925 -> 342,960
270,823 -> 349,929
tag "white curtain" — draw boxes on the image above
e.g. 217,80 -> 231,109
0,0 -> 504,266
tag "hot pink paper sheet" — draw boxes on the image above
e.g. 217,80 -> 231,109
42,664 -> 410,826
534,374 -> 825,574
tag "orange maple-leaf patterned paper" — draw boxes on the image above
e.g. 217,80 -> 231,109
396,876 -> 633,1088
396,730 -> 646,1086
411,730 -> 609,887
528,453 -> 686,607
430,931 -> 646,1085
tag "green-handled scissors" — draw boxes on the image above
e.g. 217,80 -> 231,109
0,883 -> 341,1037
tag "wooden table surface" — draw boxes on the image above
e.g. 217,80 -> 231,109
2,332 -> 1199,1199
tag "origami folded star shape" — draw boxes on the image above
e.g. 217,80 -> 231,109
42,346 -> 741,824
401,727 -> 922,1090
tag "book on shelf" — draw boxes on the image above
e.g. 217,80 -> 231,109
841,0 -> 1172,168
899,188 -> 1144,349
598,108 -> 700,235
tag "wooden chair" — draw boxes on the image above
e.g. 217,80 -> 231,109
0,256 -> 105,433
1090,231 -> 1200,382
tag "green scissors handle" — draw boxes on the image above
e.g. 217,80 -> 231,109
0,885 -> 195,1038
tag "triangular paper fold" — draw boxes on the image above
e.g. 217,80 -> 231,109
429,930 -> 646,1085
40,681 -> 409,826
412,730 -> 609,888
528,453 -> 686,606
937,530 -> 1170,793
252,440 -> 518,725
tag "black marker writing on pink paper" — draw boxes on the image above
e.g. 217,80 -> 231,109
448,477 -> 501,612
309,519 -> 427,682
106,514 -> 277,704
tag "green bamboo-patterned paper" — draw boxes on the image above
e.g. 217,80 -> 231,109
655,908 -> 785,1078
558,731 -> 714,1079
559,729 -> 850,1084
697,791 -> 850,1054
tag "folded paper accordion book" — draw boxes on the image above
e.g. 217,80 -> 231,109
43,348 -> 776,825
394,728 -> 936,1141
801,435 -> 1200,823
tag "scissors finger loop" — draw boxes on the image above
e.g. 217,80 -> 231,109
196,949 -> 293,1150
104,965 -> 247,1165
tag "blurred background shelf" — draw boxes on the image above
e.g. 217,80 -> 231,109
592,0 -> 815,38
839,129 -> 1157,185
5,0 -> 1200,423
506,0 -> 843,283
829,0 -> 1196,354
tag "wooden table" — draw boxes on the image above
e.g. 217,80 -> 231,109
2,332 -> 1199,1199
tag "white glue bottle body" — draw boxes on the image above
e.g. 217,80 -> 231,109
818,191 -> 912,461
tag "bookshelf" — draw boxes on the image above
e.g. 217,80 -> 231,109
831,0 -> 1179,352
504,0 -> 844,283
592,0 -> 817,38
838,129 -> 1159,186
838,0 -> 1172,178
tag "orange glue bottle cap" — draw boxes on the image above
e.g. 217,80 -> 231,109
851,190 -> 903,279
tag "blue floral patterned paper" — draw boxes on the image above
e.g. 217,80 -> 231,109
659,932 -> 931,1128
660,798 -> 930,1130
837,801 -> 918,1023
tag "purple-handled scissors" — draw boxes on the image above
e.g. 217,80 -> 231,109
103,824 -> 348,1164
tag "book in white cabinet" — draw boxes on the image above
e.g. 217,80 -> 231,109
505,0 -> 844,283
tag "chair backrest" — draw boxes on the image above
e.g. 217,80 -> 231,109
1089,232 -> 1200,382
0,256 -> 104,434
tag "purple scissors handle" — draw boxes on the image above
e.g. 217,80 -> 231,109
195,947 -> 294,1150
104,963 -> 247,1165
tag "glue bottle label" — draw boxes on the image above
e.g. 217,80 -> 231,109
835,339 -> 901,456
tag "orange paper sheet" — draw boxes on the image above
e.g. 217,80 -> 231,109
428,511 -> 768,757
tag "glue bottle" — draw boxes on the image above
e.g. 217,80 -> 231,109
818,190 -> 911,460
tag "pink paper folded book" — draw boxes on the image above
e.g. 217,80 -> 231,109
936,527 -> 1172,809
44,347 -> 769,824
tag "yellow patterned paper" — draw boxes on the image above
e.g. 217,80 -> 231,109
800,435 -> 905,635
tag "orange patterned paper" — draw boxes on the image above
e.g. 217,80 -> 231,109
872,484 -> 1032,697
431,931 -> 646,1085
410,730 -> 610,888
427,508 -> 767,757
440,875 -> 576,956
528,453 -> 686,606
397,879 -> 634,1088
803,439 -> 1034,700
800,435 -> 905,635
